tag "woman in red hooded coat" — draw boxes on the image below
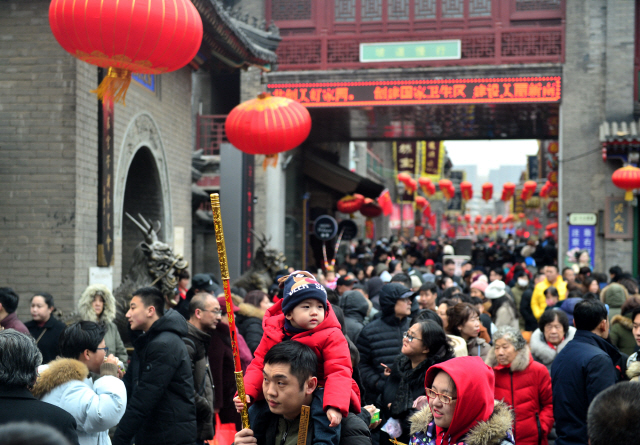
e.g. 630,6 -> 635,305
408,356 -> 515,445
486,326 -> 554,445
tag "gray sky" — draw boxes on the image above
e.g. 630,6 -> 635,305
445,139 -> 539,176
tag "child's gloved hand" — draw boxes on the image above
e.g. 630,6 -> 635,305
326,407 -> 343,427
233,395 -> 251,413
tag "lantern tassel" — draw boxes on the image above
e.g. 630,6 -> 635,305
262,154 -> 279,170
91,67 -> 132,105
625,190 -> 634,201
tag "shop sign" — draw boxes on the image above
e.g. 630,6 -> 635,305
313,215 -> 338,241
568,226 -> 595,267
360,40 -> 461,63
393,141 -> 420,203
338,219 -> 358,241
267,76 -> 562,108
604,198 -> 633,239
568,213 -> 597,226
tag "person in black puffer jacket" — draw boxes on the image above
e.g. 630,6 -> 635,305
235,290 -> 268,354
379,320 -> 455,445
356,283 -> 413,406
340,290 -> 370,344
113,287 -> 196,445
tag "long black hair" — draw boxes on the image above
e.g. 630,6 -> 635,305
488,295 -> 519,321
415,320 -> 454,361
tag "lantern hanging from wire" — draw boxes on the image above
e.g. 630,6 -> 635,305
415,196 -> 429,212
360,198 -> 383,218
49,0 -> 203,104
336,194 -> 365,215
418,177 -> 436,197
482,183 -> 493,201
612,165 -> 640,201
521,180 -> 537,201
501,182 -> 516,202
225,93 -> 312,168
439,179 -> 454,200
460,181 -> 473,201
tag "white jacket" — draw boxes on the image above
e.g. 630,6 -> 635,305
33,358 -> 127,445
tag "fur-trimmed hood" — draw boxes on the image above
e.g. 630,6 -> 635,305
78,284 -> 117,323
409,400 -> 514,445
611,314 -> 633,331
529,326 -> 576,366
485,345 -> 531,372
237,301 -> 265,320
31,358 -> 89,399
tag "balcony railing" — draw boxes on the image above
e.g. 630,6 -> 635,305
196,114 -> 228,156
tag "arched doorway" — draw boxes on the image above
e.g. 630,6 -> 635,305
121,147 -> 164,274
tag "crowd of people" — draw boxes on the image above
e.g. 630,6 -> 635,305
1,234 -> 640,445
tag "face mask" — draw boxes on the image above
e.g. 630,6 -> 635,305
518,278 -> 529,287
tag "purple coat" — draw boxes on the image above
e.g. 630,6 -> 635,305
1,312 -> 29,334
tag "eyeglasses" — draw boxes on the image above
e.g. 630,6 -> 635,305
96,347 -> 109,355
403,331 -> 422,342
425,388 -> 457,404
201,309 -> 223,315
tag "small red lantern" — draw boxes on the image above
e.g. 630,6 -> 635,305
439,179 -> 454,200
337,194 -> 364,214
460,181 -> 473,201
418,177 -> 436,197
475,215 -> 482,224
612,166 -> 640,201
518,212 -> 525,220
226,93 -> 312,167
398,172 -> 412,185
521,180 -> 537,201
484,215 -> 493,224
464,214 -> 472,223
415,196 -> 429,212
502,182 -> 516,202
482,183 -> 493,201
407,178 -> 418,195
495,215 -> 504,223
49,0 -> 203,103
360,198 -> 383,218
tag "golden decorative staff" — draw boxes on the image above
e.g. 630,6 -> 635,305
210,193 -> 250,430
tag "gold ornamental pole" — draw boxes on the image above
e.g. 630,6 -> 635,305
210,193 -> 250,430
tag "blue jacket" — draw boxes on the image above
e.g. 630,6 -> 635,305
550,330 -> 620,445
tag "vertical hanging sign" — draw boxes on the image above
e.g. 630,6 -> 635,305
393,141 -> 420,203
97,70 -> 114,266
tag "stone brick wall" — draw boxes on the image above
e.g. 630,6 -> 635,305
0,0 -> 193,319
0,1 -> 84,318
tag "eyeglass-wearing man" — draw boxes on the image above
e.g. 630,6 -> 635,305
186,292 -> 222,444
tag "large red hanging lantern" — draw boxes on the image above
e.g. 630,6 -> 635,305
474,215 -> 482,224
612,166 -> 640,201
464,214 -> 472,223
482,183 -> 493,201
336,194 -> 365,214
49,0 -> 203,104
484,215 -> 493,224
460,181 -> 473,201
521,180 -> 537,201
418,177 -> 436,197
360,198 -> 383,218
415,196 -> 429,212
439,179 -> 454,200
225,93 -> 312,167
501,182 -> 516,202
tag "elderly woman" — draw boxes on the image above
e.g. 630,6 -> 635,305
486,327 -> 554,445
409,356 -> 514,445
380,320 -> 455,445
447,303 -> 491,360
529,309 -> 576,371
78,284 -> 128,370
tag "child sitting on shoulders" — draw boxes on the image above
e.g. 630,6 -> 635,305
235,271 -> 361,445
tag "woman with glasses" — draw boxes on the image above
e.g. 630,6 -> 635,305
447,303 -> 491,360
77,284 -> 128,371
379,320 -> 455,445
408,356 -> 514,445
529,309 -> 575,371
486,326 -> 553,445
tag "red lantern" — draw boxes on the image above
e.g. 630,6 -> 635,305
415,196 -> 429,212
418,177 -> 436,197
360,198 -> 383,218
407,178 -> 418,195
464,214 -> 472,223
612,166 -> 640,201
439,179 -> 454,200
398,172 -> 412,186
484,215 -> 493,224
495,215 -> 503,223
475,215 -> 482,224
226,93 -> 312,166
521,180 -> 537,201
460,181 -> 473,201
518,212 -> 525,220
49,0 -> 203,103
457,215 -> 463,223
482,183 -> 493,201
502,182 -> 516,202
337,194 -> 364,214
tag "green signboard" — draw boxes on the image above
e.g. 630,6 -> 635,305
360,40 -> 461,63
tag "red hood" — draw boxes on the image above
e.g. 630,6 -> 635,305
264,299 -> 341,333
425,356 -> 495,444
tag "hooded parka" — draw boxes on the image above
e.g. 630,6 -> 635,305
409,356 -> 514,445
77,284 -> 128,369
32,358 -> 126,445
243,299 -> 360,417
609,313 -> 637,356
339,290 -> 369,343
356,283 -> 412,405
112,309 -> 196,445
486,345 -> 554,445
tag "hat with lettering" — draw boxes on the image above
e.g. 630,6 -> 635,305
280,271 -> 328,315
